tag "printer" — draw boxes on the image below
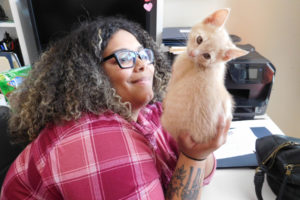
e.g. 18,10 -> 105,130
226,43 -> 276,119
162,28 -> 276,120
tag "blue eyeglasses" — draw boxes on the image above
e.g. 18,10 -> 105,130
101,48 -> 154,69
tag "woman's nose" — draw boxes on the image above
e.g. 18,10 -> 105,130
134,57 -> 146,72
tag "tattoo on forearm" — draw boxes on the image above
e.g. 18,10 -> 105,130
166,165 -> 202,200
166,165 -> 187,199
181,167 -> 201,199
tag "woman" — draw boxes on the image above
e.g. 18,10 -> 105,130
0,17 -> 229,199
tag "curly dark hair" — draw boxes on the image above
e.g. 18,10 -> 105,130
9,16 -> 171,144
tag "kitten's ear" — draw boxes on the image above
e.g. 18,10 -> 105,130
223,48 -> 249,61
203,8 -> 230,30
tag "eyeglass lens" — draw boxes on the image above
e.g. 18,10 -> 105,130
116,49 -> 153,68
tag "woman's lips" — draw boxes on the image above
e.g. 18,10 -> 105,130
131,77 -> 151,84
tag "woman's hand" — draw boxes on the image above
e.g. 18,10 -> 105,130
177,116 -> 231,160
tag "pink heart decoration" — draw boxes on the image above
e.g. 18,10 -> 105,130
143,3 -> 153,12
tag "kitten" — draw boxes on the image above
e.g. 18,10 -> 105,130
161,8 -> 248,143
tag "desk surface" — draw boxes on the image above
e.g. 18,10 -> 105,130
202,115 -> 283,199
202,168 -> 276,200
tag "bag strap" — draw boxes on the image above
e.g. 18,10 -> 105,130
255,166 -> 289,200
254,165 -> 267,200
276,174 -> 288,200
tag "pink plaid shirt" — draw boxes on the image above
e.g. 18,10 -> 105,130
1,102 -> 215,199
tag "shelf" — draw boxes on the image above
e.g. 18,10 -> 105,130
0,21 -> 15,28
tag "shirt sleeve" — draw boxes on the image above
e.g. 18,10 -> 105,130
203,154 -> 217,186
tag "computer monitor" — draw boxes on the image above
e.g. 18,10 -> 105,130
27,0 -> 158,53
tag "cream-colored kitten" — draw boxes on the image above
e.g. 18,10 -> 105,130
161,8 -> 248,143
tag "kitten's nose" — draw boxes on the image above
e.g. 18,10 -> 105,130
189,49 -> 200,57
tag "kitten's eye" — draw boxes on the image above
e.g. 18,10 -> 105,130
196,36 -> 203,45
203,53 -> 211,60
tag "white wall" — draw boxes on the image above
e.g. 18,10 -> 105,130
163,0 -> 300,138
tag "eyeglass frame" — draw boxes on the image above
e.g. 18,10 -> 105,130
101,48 -> 154,69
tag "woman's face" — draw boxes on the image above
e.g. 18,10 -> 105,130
102,30 -> 155,111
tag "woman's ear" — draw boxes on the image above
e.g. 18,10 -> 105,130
203,8 -> 231,30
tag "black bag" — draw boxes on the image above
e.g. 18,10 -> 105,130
254,134 -> 300,200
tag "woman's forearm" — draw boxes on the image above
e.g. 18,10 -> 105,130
166,116 -> 230,199
204,154 -> 215,178
165,153 -> 207,200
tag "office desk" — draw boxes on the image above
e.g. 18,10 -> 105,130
202,168 -> 276,200
202,115 -> 283,199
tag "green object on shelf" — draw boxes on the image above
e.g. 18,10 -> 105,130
0,20 -> 14,23
0,65 -> 31,100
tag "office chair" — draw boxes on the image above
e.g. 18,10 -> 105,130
0,106 -> 24,189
